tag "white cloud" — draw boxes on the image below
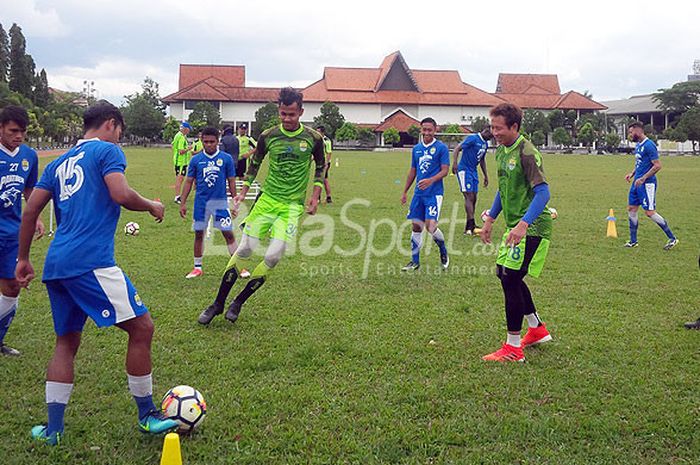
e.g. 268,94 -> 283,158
2,0 -> 69,38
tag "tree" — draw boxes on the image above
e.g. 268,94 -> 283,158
577,122 -> 596,152
253,102 -> 280,138
603,132 -> 621,152
552,127 -> 572,148
8,23 -> 33,98
140,76 -> 166,114
383,127 -> 400,146
187,101 -> 221,133
32,68 -> 51,107
471,116 -> 490,133
0,23 -> 9,83
162,117 -> 180,143
335,122 -> 358,142
26,109 -> 43,139
652,81 -> 700,114
312,101 -> 345,139
547,109 -> 566,130
121,94 -> 166,140
407,124 -> 421,141
439,123 -> 463,145
357,127 -> 375,147
531,130 -> 546,147
522,109 -> 550,137
675,105 -> 700,153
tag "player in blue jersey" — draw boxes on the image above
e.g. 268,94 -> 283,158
179,126 -> 238,279
452,128 -> 492,235
624,121 -> 678,250
400,117 -> 450,271
15,101 -> 177,446
0,105 -> 44,356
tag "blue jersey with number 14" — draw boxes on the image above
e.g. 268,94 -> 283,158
411,139 -> 450,197
36,138 -> 126,281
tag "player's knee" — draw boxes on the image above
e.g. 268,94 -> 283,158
499,268 -> 523,288
56,333 -> 81,357
128,314 -> 154,341
411,222 -> 424,233
627,205 -> 638,212
644,210 -> 655,217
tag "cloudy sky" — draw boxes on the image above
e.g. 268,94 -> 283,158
6,0 -> 700,105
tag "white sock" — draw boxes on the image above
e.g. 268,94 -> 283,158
431,228 -> 445,242
506,333 -> 521,347
127,373 -> 153,398
194,256 -> 203,269
46,381 -> 74,404
525,313 -> 541,328
411,232 -> 423,250
648,213 -> 666,226
0,295 -> 18,319
628,210 -> 639,225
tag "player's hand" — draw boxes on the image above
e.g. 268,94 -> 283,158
506,220 -> 528,247
149,200 -> 165,223
634,178 -> 644,188
15,259 -> 35,289
34,218 -> 45,240
625,172 -> 634,183
179,204 -> 187,219
481,218 -> 493,244
483,177 -> 489,188
306,195 -> 320,215
233,192 -> 245,207
417,178 -> 433,190
400,193 -> 407,205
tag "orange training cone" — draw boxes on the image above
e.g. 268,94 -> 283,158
606,208 -> 618,238
160,433 -> 182,465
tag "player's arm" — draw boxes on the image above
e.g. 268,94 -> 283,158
238,134 -> 266,201
506,150 -> 550,246
104,173 -> 164,222
16,188 -> 52,287
401,167 -> 417,205
481,191 -> 502,244
634,159 -> 662,187
22,187 -> 45,239
306,136 -> 325,215
178,177 -> 195,219
451,144 -> 462,174
242,138 -> 257,159
480,157 -> 489,188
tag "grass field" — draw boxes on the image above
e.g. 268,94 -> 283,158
1,147 -> 699,465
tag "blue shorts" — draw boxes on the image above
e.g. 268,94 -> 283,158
457,168 -> 479,193
193,198 -> 232,232
407,194 -> 443,222
45,267 -> 148,336
0,238 -> 18,280
628,181 -> 657,211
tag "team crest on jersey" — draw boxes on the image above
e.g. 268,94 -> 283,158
216,158 -> 223,167
299,141 -> 308,152
507,157 -> 517,171
430,147 -> 436,155
22,159 -> 29,171
134,293 -> 142,306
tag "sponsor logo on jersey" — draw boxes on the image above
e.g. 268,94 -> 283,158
0,186 -> 21,207
418,154 -> 433,174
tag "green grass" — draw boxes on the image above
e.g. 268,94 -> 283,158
1,148 -> 699,464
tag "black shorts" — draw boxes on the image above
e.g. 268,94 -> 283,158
236,158 -> 247,177
324,162 -> 331,179
175,165 -> 187,176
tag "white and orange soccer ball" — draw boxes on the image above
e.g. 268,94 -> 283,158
161,385 -> 207,434
548,207 -> 558,220
124,222 -> 140,236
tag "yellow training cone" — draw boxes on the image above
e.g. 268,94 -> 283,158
606,208 -> 618,238
160,433 -> 182,465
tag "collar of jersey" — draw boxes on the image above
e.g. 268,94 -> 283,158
421,138 -> 436,149
478,133 -> 485,143
0,142 -> 19,157
204,149 -> 220,158
503,135 -> 524,154
279,123 -> 304,138
76,137 -> 101,146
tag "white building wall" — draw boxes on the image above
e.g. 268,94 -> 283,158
418,105 -> 491,125
304,102 -> 383,124
221,102 -> 266,122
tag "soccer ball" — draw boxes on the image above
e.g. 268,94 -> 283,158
161,385 -> 207,434
124,222 -> 140,236
548,207 -> 558,220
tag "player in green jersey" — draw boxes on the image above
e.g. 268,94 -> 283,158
197,88 -> 326,325
236,123 -> 257,182
317,125 -> 333,204
480,103 -> 553,362
172,122 -> 192,204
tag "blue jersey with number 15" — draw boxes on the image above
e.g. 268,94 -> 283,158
36,138 -> 126,281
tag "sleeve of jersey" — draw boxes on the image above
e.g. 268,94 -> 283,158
647,141 -> 659,160
101,145 -> 127,176
312,137 -> 325,187
522,183 -> 550,225
440,144 -> 450,166
227,154 -> 236,178
27,152 -> 39,188
520,150 -> 546,187
186,157 -> 197,178
243,134 -> 266,187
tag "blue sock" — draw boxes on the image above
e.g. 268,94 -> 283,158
649,213 -> 675,240
0,306 -> 16,345
628,212 -> 639,243
47,402 -> 67,435
410,231 -> 422,265
134,395 -> 157,419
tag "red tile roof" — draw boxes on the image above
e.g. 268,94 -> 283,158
163,77 -> 278,103
496,74 -> 561,94
179,64 -> 245,89
374,109 -> 420,132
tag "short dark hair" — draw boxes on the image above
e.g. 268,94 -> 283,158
238,123 -> 247,130
0,105 -> 30,130
420,117 -> 437,127
317,125 -> 325,133
628,121 -> 644,130
490,103 -> 523,131
83,100 -> 125,131
278,87 -> 303,109
480,127 -> 493,139
201,126 -> 219,138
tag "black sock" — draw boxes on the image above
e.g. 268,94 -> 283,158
520,281 -> 541,325
466,218 -> 475,231
214,267 -> 239,306
234,277 -> 266,306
